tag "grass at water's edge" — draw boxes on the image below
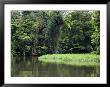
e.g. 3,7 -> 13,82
38,54 -> 100,66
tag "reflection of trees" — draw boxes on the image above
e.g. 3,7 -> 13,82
32,56 -> 39,76
11,56 -> 99,77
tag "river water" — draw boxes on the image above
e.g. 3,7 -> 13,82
11,56 -> 100,77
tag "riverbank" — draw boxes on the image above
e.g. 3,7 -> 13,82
38,54 -> 100,66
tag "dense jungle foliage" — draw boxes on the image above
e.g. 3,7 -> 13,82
11,11 -> 100,56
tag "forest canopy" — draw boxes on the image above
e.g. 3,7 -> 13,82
11,10 -> 100,56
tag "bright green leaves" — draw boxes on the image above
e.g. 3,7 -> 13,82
11,10 -> 100,56
91,11 -> 100,54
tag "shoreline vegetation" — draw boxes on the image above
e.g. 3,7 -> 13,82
38,54 -> 100,66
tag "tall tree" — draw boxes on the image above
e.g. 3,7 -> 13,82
58,11 -> 93,53
47,11 -> 63,53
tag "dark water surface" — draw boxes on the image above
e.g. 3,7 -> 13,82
11,56 -> 100,77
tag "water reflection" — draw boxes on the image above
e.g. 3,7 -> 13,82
11,56 -> 100,77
